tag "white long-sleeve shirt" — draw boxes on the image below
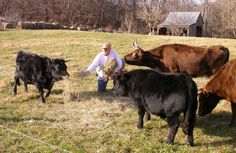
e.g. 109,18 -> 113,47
86,50 -> 123,78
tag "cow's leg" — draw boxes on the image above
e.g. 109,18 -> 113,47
230,103 -> 236,127
137,106 -> 145,129
13,73 -> 20,95
45,82 -> 54,98
35,82 -> 45,103
45,89 -> 51,98
182,113 -> 195,146
24,82 -> 28,93
182,119 -> 195,146
145,112 -> 151,121
166,113 -> 180,145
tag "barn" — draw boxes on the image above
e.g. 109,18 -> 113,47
157,12 -> 204,37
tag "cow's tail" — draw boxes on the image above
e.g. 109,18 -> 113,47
16,51 -> 26,64
13,67 -> 20,86
182,73 -> 198,136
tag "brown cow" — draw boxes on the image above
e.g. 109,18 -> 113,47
124,42 -> 229,77
198,59 -> 236,127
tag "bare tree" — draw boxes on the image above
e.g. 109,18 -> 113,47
137,0 -> 164,34
123,12 -> 135,33
0,0 -> 10,16
199,0 -> 236,38
120,0 -> 138,33
221,0 -> 236,38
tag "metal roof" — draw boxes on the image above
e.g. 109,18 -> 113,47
159,12 -> 202,27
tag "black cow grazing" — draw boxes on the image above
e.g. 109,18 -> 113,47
113,69 -> 198,146
13,51 -> 70,103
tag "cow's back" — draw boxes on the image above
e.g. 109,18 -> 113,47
205,59 -> 236,102
16,51 -> 37,63
15,51 -> 50,83
149,44 -> 207,75
150,44 -> 228,76
127,69 -> 192,93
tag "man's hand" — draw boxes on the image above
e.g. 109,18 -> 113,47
78,71 -> 90,77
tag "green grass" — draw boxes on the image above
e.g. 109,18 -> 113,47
1,30 -> 236,152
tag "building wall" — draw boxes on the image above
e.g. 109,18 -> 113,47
189,24 -> 196,36
189,16 -> 204,37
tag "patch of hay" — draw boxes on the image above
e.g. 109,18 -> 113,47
103,59 -> 117,78
42,97 -> 134,131
59,77 -> 81,102
68,92 -> 80,102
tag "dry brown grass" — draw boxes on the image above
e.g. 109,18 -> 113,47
1,30 -> 236,152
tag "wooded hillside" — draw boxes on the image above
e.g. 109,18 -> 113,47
0,0 -> 235,38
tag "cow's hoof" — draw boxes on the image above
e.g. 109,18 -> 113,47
137,125 -> 143,129
186,136 -> 193,146
187,141 -> 194,146
166,140 -> 173,145
41,100 -> 46,103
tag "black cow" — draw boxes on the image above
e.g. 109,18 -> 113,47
113,69 -> 198,146
13,51 -> 70,103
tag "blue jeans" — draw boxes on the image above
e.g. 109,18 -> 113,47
97,78 -> 108,92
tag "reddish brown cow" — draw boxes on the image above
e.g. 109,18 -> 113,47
198,59 -> 236,127
124,42 -> 229,77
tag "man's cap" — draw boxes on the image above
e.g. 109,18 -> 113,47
102,42 -> 112,49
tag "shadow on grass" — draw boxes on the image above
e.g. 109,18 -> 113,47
0,116 -> 56,123
15,89 -> 65,102
79,89 -> 131,103
195,111 -> 236,147
51,89 -> 64,95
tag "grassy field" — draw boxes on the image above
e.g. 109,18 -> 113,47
1,30 -> 236,153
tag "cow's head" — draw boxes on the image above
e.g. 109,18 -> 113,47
198,88 -> 221,116
112,71 -> 129,96
51,59 -> 70,81
124,40 -> 145,66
